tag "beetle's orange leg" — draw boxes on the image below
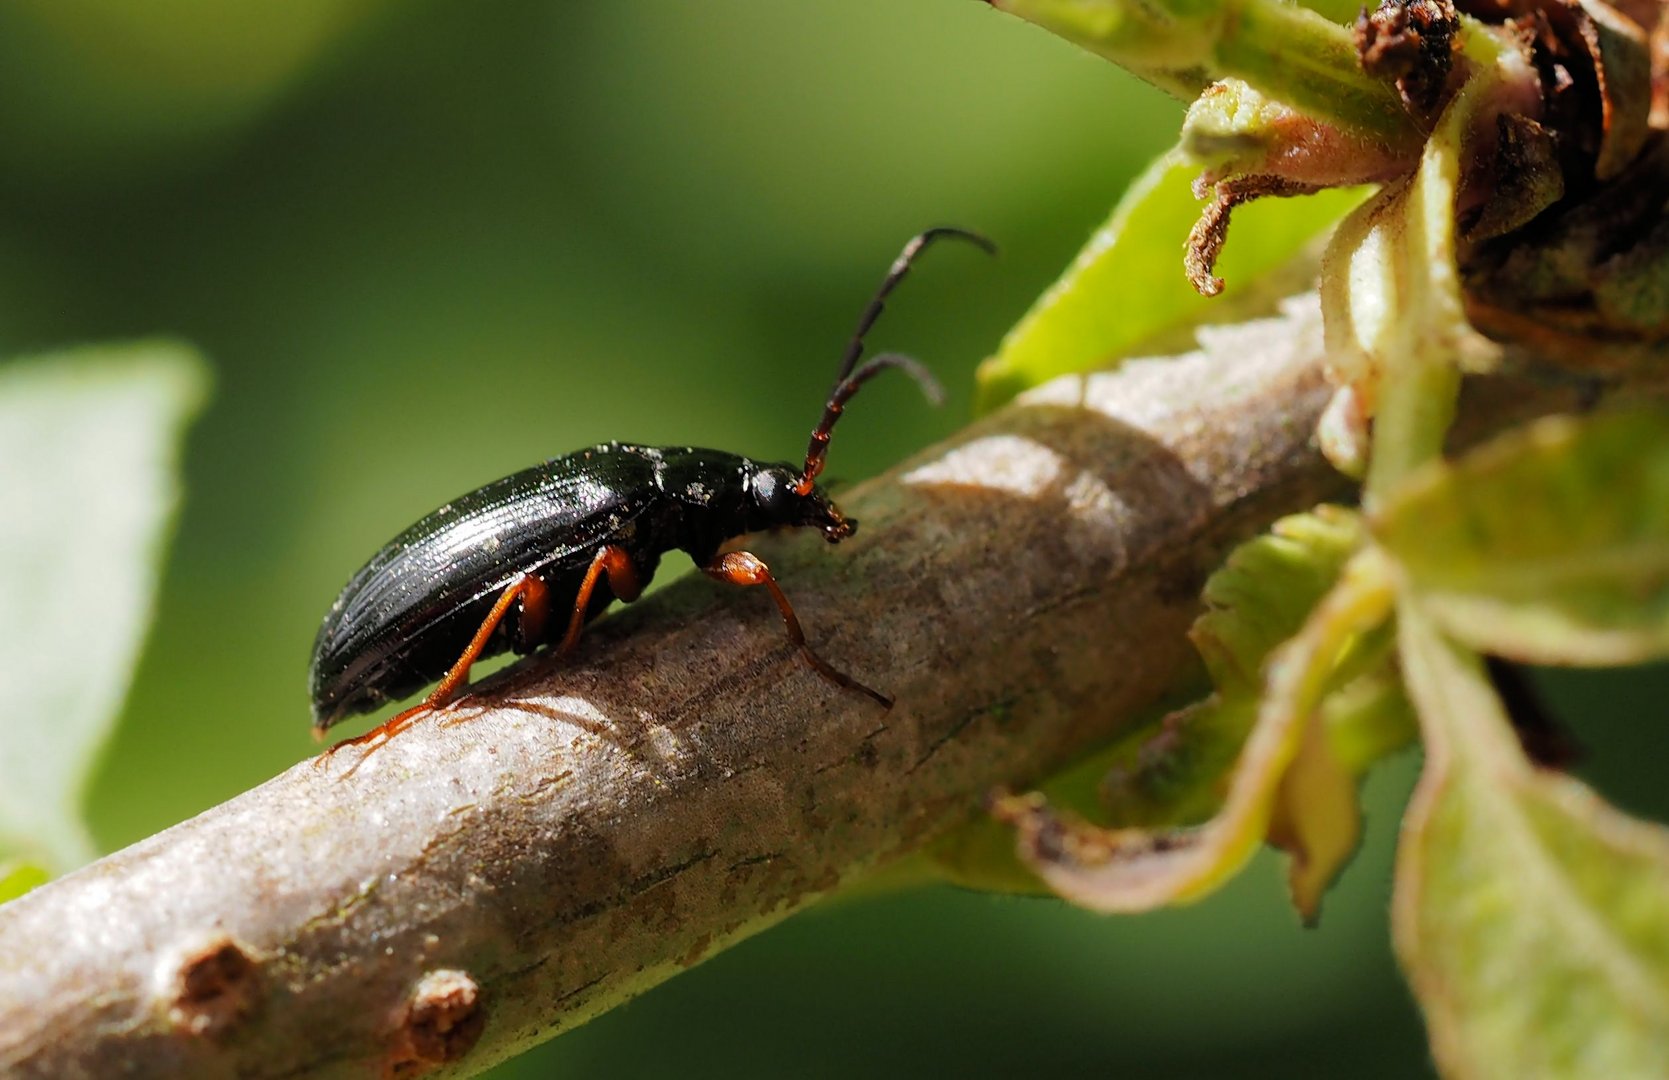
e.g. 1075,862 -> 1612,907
325,573 -> 552,755
556,544 -> 642,656
702,550 -> 891,709
431,545 -> 641,733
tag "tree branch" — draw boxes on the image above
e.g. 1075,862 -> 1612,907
0,295 -> 1636,1078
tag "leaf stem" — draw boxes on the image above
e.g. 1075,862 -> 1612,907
1364,355 -> 1461,504
990,0 -> 1418,146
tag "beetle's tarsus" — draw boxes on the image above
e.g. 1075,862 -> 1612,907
437,702 -> 490,729
313,699 -> 435,775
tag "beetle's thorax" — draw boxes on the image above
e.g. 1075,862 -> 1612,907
643,446 -> 854,557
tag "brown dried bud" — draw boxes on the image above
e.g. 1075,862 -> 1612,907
1355,0 -> 1462,114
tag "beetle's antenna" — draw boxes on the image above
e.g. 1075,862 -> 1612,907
829,227 -> 995,390
797,227 -> 995,494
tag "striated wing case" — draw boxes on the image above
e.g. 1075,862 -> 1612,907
309,443 -> 664,726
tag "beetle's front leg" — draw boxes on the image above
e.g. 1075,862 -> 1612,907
702,550 -> 891,709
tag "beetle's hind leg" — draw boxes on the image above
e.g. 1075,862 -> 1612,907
323,572 -> 554,757
434,544 -> 642,729
702,550 -> 891,709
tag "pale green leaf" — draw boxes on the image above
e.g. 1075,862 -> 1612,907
0,859 -> 48,904
1096,696 -> 1253,830
924,691 -> 1201,896
992,548 -> 1394,913
1396,603 -> 1669,1078
1192,505 -> 1364,694
975,152 -> 1364,413
1319,663 -> 1417,776
1264,640 -> 1415,920
933,509 -> 1370,895
1098,506 -> 1367,827
1268,698 -> 1360,924
1376,410 -> 1669,665
968,512 -> 1409,918
0,343 -> 208,876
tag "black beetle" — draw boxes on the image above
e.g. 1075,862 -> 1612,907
310,227 -> 993,750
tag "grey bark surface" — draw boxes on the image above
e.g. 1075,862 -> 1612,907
0,296 -> 1623,1078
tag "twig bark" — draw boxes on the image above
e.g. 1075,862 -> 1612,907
0,296 -> 1629,1078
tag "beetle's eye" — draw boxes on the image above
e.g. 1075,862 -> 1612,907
753,469 -> 796,514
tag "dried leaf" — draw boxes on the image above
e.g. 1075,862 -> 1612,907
1576,0 -> 1653,181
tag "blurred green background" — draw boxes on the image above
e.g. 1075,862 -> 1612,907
3,0 -> 1665,1075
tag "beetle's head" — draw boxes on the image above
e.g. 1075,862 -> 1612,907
748,462 -> 855,543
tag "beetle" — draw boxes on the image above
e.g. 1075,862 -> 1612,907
309,227 -> 994,751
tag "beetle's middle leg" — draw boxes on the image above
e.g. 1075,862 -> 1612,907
328,573 -> 552,753
702,550 -> 891,709
557,544 -> 643,655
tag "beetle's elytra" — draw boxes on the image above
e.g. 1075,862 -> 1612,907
309,227 -> 994,752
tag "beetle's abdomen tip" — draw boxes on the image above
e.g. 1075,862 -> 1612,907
309,694 -> 343,740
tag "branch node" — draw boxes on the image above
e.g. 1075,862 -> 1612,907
164,934 -> 259,1038
388,968 -> 485,1077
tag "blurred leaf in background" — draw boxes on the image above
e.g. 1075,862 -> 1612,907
0,345 -> 206,899
0,0 -> 395,181
0,0 -> 1662,1076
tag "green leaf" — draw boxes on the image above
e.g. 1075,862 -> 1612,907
1096,696 -> 1254,830
1396,602 -> 1669,1078
976,153 -> 1364,413
1376,410 -> 1669,665
925,690 -> 1203,896
0,343 -> 208,877
966,510 -> 1414,919
1318,663 -> 1417,776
